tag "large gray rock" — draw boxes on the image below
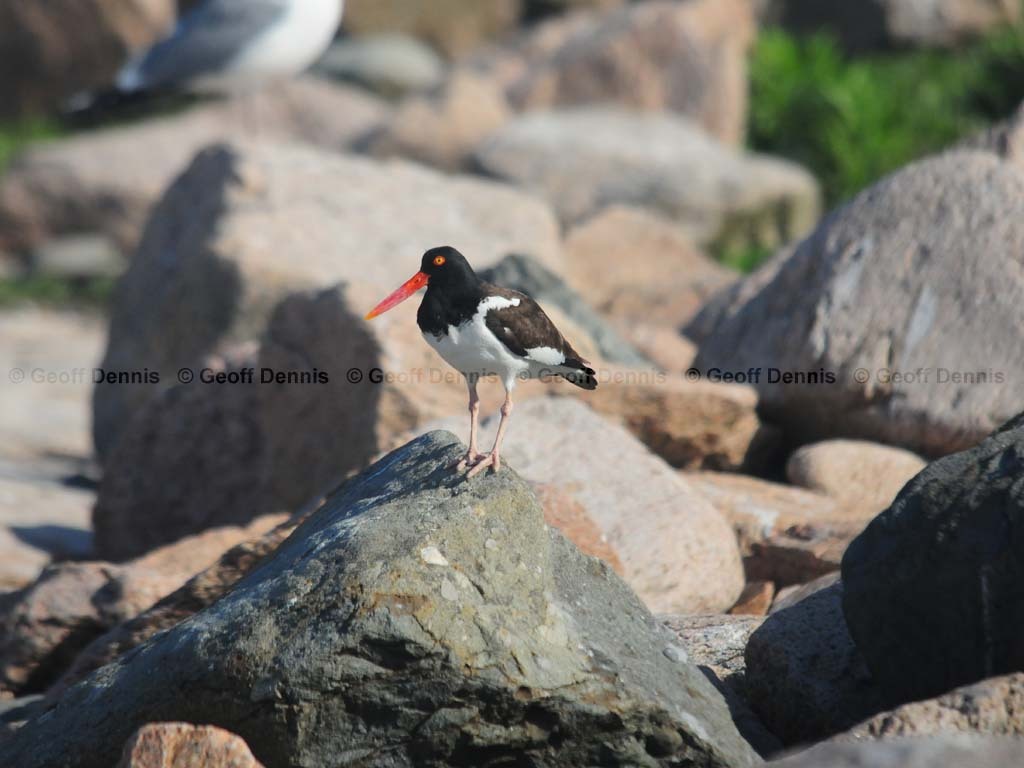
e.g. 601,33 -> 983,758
475,107 -> 821,247
690,151 -> 1024,457
758,0 -> 1021,52
92,139 -> 561,462
745,580 -> 886,745
1,432 -> 760,768
768,737 -> 1024,768
841,414 -> 1024,703
0,79 -> 388,256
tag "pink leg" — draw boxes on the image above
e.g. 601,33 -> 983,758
467,390 -> 513,478
452,378 -> 484,470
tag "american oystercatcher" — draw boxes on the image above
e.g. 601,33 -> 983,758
365,247 -> 598,477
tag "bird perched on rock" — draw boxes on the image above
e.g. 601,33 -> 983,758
366,247 -> 598,477
69,0 -> 344,115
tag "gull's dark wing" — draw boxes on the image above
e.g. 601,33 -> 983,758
119,0 -> 289,90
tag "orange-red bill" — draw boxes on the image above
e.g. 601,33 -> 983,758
364,271 -> 429,320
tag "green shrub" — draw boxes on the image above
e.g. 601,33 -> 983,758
0,275 -> 116,309
0,117 -> 63,172
749,25 -> 1024,207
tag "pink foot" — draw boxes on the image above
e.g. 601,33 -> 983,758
450,451 -> 485,471
466,451 -> 501,478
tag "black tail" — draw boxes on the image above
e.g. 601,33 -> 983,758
62,88 -> 152,127
560,360 -> 598,390
61,88 -> 196,130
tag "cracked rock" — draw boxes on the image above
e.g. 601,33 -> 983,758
1,431 -> 758,768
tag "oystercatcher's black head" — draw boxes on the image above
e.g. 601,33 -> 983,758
418,246 -> 478,290
364,246 -> 479,320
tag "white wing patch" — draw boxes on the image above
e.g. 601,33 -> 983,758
477,295 -> 520,314
526,346 -> 566,366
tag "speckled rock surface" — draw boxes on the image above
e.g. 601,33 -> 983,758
839,672 -> 1024,741
117,723 -> 265,768
768,736 -> 1024,768
2,432 -> 759,768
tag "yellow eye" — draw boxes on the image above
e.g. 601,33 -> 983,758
433,255 -> 446,266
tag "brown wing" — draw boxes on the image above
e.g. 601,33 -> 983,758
482,284 -> 597,389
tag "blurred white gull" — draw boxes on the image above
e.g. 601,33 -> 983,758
117,0 -> 346,95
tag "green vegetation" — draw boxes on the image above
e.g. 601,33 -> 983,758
0,117 -> 63,172
749,24 -> 1024,208
715,242 -> 775,274
0,275 -> 116,309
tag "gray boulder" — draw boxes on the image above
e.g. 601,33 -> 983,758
690,151 -> 1024,457
745,581 -> 886,745
841,413 -> 1024,703
475,107 -> 820,248
92,139 -> 561,462
1,432 -> 760,767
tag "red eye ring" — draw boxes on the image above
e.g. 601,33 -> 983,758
433,256 -> 446,266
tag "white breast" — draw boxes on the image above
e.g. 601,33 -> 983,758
423,296 -> 531,391
210,0 -> 344,87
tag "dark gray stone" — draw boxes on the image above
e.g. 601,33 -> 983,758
841,413 -> 1024,703
479,253 -> 650,367
745,582 -> 886,745
2,432 -> 759,768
